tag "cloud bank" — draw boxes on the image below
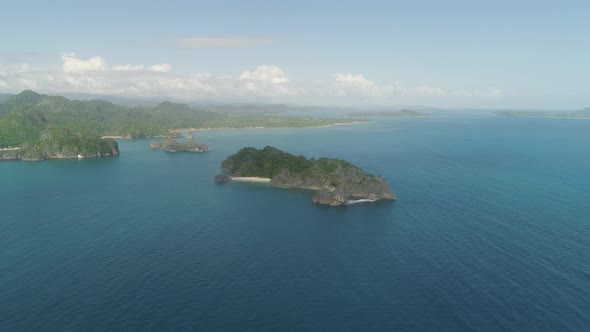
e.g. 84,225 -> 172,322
0,53 -> 503,103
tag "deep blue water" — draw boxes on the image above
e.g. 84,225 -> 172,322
1,115 -> 590,331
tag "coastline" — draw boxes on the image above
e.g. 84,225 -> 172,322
302,121 -> 366,129
99,121 -> 367,140
231,177 -> 272,183
100,135 -> 171,139
174,121 -> 367,132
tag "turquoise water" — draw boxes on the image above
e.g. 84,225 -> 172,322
1,115 -> 590,331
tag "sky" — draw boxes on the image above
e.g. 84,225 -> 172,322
0,0 -> 589,109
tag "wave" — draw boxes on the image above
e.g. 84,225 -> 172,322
345,199 -> 377,205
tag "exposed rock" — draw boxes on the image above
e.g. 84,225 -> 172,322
150,138 -> 209,153
218,146 -> 395,206
311,191 -> 348,206
2,136 -> 119,162
214,174 -> 231,183
168,131 -> 184,138
0,149 -> 20,161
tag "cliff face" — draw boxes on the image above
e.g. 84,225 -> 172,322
0,149 -> 20,160
150,138 -> 209,152
219,146 -> 395,206
271,163 -> 395,205
1,138 -> 119,162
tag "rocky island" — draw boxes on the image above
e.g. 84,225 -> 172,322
150,138 -> 209,153
216,146 -> 395,206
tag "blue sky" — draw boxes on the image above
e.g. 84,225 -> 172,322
1,0 -> 589,109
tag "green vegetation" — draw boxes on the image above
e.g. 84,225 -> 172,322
219,146 -> 395,206
221,146 -> 365,180
150,138 -> 208,152
221,146 -> 314,178
3,126 -> 118,161
0,90 -> 357,149
0,93 -> 14,107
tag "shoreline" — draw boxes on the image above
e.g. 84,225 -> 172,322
231,177 -> 272,183
345,198 -> 377,205
100,135 -> 171,139
174,121 -> 367,132
99,121 -> 367,140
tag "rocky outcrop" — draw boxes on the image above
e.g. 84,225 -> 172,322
218,146 -> 395,206
311,191 -> 349,206
150,138 -> 208,153
0,149 -> 20,160
313,177 -> 395,205
214,174 -> 231,183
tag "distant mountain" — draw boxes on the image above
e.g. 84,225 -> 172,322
563,107 -> 590,118
0,90 -> 356,151
0,93 -> 12,104
496,111 -> 548,117
497,107 -> 590,118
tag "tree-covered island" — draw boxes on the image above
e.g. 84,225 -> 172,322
216,146 -> 396,206
150,138 -> 209,153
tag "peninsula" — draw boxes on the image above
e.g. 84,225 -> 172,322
215,146 -> 395,206
0,90 -> 360,161
0,127 -> 118,161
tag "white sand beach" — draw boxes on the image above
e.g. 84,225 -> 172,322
231,177 -> 272,183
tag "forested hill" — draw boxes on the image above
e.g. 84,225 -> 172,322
0,93 -> 12,104
0,90 -> 357,149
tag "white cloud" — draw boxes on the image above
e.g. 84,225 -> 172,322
0,53 -> 503,104
62,53 -> 172,74
175,37 -> 271,49
61,53 -> 106,72
486,86 -> 504,97
149,64 -> 172,73
240,65 -> 289,84
402,84 -> 448,97
332,73 -> 381,97
111,64 -> 145,72
17,64 -> 31,73
237,65 -> 295,97
17,77 -> 39,89
53,54 -> 294,98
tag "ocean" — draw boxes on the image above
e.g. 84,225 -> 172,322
1,114 -> 589,331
